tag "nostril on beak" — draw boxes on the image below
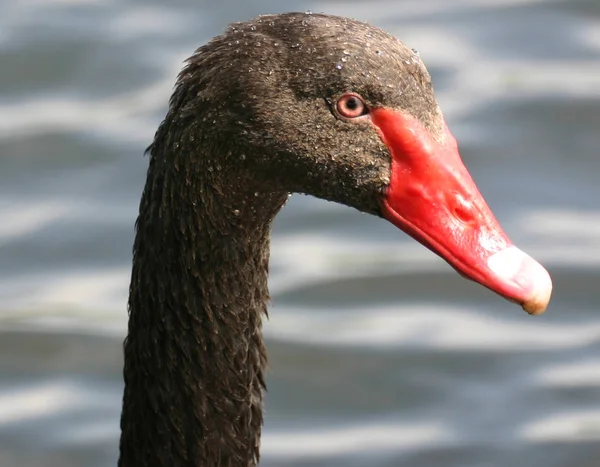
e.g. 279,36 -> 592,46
452,195 -> 476,225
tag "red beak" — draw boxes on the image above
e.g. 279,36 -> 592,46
370,108 -> 552,315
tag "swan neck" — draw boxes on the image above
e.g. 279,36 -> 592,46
119,157 -> 279,466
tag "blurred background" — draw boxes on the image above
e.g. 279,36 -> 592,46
1,0 -> 599,466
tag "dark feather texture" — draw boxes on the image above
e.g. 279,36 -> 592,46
119,12 -> 442,467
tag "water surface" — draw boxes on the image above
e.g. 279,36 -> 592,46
1,0 -> 599,465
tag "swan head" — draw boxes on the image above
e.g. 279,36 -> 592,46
169,12 -> 552,314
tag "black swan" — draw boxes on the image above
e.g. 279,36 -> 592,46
120,12 -> 552,467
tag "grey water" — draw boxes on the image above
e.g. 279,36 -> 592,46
1,0 -> 599,466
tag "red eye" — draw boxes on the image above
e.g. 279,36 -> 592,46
336,93 -> 368,118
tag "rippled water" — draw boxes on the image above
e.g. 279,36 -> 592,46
1,0 -> 600,466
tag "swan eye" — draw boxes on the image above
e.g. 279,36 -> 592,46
336,93 -> 368,118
